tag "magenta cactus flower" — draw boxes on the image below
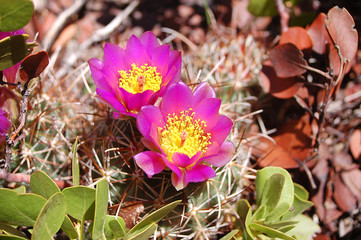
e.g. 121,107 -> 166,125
88,31 -> 181,118
0,109 -> 10,144
134,82 -> 235,190
0,29 -> 26,84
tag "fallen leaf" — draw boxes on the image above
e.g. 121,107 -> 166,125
257,114 -> 313,168
108,201 -> 144,229
341,168 -> 361,200
261,62 -> 303,99
349,129 -> 361,160
269,43 -> 308,78
306,13 -> 328,55
279,26 -> 313,51
333,173 -> 357,212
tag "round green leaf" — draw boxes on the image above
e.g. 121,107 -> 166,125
63,186 -> 95,221
126,223 -> 157,240
0,0 -> 34,31
0,236 -> 28,240
0,34 -> 36,71
104,215 -> 126,239
250,223 -> 296,240
32,192 -> 66,240
30,171 -> 60,199
0,189 -> 46,226
60,216 -> 79,239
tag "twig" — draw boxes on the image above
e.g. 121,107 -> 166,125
274,0 -> 290,32
42,0 -> 87,52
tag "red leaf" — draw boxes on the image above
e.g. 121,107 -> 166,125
326,7 -> 358,75
261,62 -> 303,99
269,43 -> 308,78
307,13 -> 329,55
279,26 -> 313,51
257,114 -> 313,169
20,51 -> 49,81
349,129 -> 361,161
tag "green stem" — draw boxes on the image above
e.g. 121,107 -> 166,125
80,219 -> 84,240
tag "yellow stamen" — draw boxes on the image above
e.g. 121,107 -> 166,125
159,109 -> 211,162
119,63 -> 162,94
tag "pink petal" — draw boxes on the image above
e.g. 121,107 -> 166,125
141,137 -> 160,152
137,105 -> 165,137
160,82 -> 193,117
192,82 -> 216,106
134,151 -> 166,178
103,43 -> 125,72
203,141 -> 219,158
88,58 -> 113,92
139,31 -> 160,58
3,63 -> 20,84
202,141 -> 235,167
194,98 -> 221,131
172,152 -> 194,168
168,50 -> 182,83
96,88 -> 126,113
171,171 -> 186,191
209,115 -> 233,145
185,164 -> 216,185
125,35 -> 150,68
158,66 -> 178,97
150,45 -> 170,77
125,90 -> 155,113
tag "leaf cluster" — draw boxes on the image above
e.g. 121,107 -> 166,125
222,167 -> 319,240
0,141 -> 180,240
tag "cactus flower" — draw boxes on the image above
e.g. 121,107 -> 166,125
88,31 -> 181,118
0,29 -> 26,84
134,82 -> 235,190
0,109 -> 10,144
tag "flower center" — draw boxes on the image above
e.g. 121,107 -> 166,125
119,63 -> 162,94
159,109 -> 211,161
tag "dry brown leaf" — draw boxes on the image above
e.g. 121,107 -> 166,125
279,26 -> 313,51
257,114 -> 313,168
108,202 -> 144,229
333,173 -> 357,212
269,43 -> 308,78
342,168 -> 361,201
349,129 -> 361,161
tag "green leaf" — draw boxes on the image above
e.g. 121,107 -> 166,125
32,192 -> 66,240
126,223 -> 157,240
12,186 -> 26,194
219,230 -> 240,240
0,222 -> 27,238
71,137 -> 80,187
60,216 -> 78,239
293,183 -> 309,200
125,200 -> 180,239
104,215 -> 126,239
63,186 -> 95,221
0,189 -> 46,226
285,215 -> 320,240
92,178 -> 109,240
248,0 -> 277,17
0,0 -> 34,31
256,167 -> 294,223
30,171 -> 60,199
0,34 -> 36,71
235,199 -> 254,240
250,223 -> 296,240
0,236 -> 28,240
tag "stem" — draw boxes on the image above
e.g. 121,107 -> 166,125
80,219 -> 84,240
